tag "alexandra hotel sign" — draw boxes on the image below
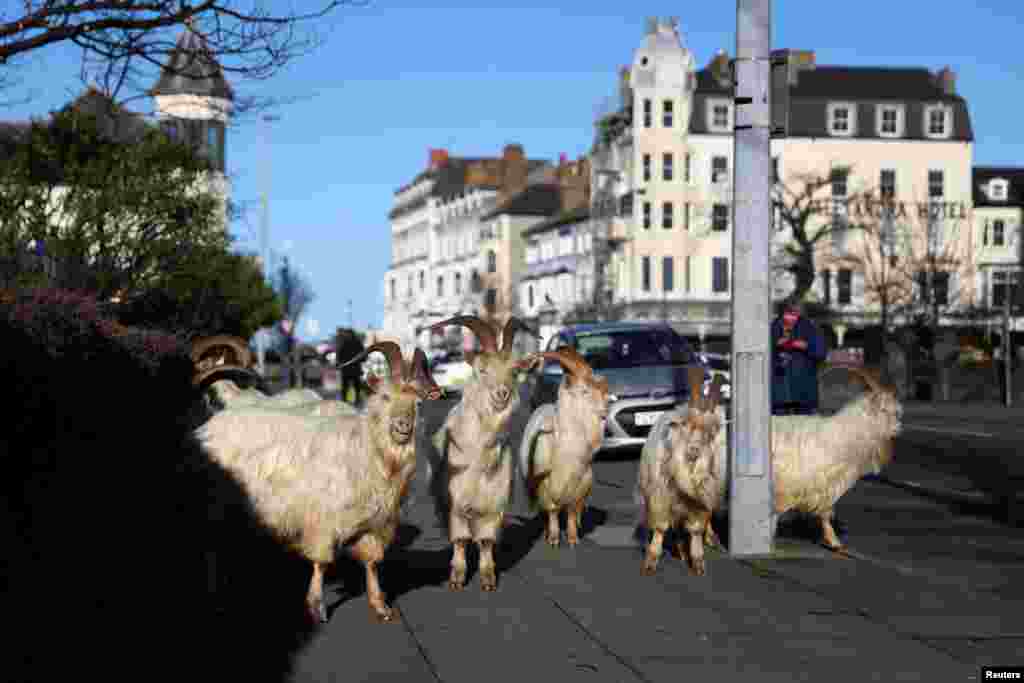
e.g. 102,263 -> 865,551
809,198 -> 971,221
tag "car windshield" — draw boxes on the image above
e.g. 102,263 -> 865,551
572,329 -> 694,369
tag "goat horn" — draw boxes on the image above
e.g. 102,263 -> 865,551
410,347 -> 443,399
500,316 -> 537,352
343,341 -> 406,382
845,365 -> 882,393
190,334 -> 253,369
536,347 -> 591,379
429,315 -> 498,354
193,364 -> 265,393
687,365 -> 706,409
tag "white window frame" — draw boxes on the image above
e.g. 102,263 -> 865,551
711,155 -> 729,185
989,179 -> 1008,201
923,103 -> 953,139
827,102 -> 857,137
876,103 -> 905,138
706,98 -> 732,133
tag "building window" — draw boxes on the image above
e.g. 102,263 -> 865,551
820,270 -> 832,305
419,270 -> 425,290
684,152 -> 691,182
487,249 -> 497,273
684,202 -> 691,231
485,288 -> 497,310
685,255 -> 692,293
390,278 -> 396,301
407,275 -> 413,298
712,204 -> 729,232
933,272 -> 950,306
643,99 -> 652,128
877,104 -> 904,138
989,179 -> 1008,201
708,100 -> 731,132
455,272 -> 462,294
772,156 -> 779,183
880,169 -> 896,199
711,155 -> 728,184
993,219 -> 1006,247
827,102 -> 856,137
992,270 -> 1022,308
643,202 -> 651,229
642,256 -> 651,292
663,256 -> 674,292
619,192 -> 634,217
662,201 -> 673,229
528,285 -> 534,309
924,104 -> 952,138
663,99 -> 674,127
928,170 -> 944,198
837,268 -> 852,304
437,275 -> 444,297
663,152 -> 673,181
830,167 -> 848,198
712,257 -> 729,293
643,154 -> 651,182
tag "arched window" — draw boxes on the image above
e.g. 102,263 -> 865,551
487,249 -> 497,273
528,285 -> 534,308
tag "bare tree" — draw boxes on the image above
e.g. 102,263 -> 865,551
0,1 -> 361,117
772,165 -> 874,304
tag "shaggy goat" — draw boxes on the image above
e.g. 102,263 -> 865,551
428,314 -> 537,592
518,346 -> 610,547
637,366 -> 901,577
196,342 -> 442,624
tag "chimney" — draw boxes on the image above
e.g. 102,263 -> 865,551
777,49 -> 816,86
558,156 -> 591,213
709,49 -> 732,88
428,148 -> 449,169
937,66 -> 956,95
499,143 -> 528,203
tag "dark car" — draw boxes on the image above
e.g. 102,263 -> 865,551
531,321 -> 712,451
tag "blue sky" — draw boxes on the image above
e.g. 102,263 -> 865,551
4,1 -> 1023,342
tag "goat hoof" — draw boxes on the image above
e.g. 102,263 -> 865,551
448,575 -> 465,591
306,601 -> 328,625
372,606 -> 395,623
480,576 -> 497,592
689,561 -> 706,577
567,536 -> 579,547
641,560 -> 658,576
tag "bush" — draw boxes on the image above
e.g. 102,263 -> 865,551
1,288 -> 316,682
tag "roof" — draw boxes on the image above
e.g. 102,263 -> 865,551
480,184 -> 563,221
689,63 -> 974,142
973,166 -> 1024,208
523,203 -> 590,238
151,26 -> 234,100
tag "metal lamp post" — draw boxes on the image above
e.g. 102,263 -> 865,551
256,113 -> 281,378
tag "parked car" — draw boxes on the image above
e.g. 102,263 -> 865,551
430,351 -> 474,393
531,321 -> 713,452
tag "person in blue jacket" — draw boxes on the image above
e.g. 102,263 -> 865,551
771,300 -> 828,416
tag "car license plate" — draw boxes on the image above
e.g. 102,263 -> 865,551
634,411 -> 664,427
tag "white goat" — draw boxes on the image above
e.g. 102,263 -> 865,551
637,366 -> 901,576
428,315 -> 537,592
518,346 -> 610,547
196,342 -> 442,624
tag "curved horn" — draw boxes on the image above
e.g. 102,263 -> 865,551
193,364 -> 266,393
410,347 -> 443,399
535,347 -> 591,379
500,316 -> 537,352
845,365 -> 883,393
342,341 -> 407,382
687,365 -> 707,411
191,335 -> 253,369
429,315 -> 498,354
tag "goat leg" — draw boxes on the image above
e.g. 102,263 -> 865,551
642,528 -> 665,576
685,518 -> 708,576
449,539 -> 468,590
351,533 -> 394,622
545,509 -> 561,547
819,512 -> 848,556
305,562 -> 328,624
478,539 -> 498,592
566,500 -> 583,547
703,517 -> 723,550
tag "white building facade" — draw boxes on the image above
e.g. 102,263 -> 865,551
972,167 -> 1024,331
589,17 -> 976,345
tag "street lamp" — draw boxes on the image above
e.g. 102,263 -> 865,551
256,114 -> 281,378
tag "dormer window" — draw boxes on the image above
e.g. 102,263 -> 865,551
989,179 -> 1009,201
876,103 -> 905,138
827,102 -> 857,137
706,99 -> 731,133
924,103 -> 953,139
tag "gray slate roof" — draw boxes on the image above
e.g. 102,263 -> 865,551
480,184 -> 563,221
150,26 -> 234,101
